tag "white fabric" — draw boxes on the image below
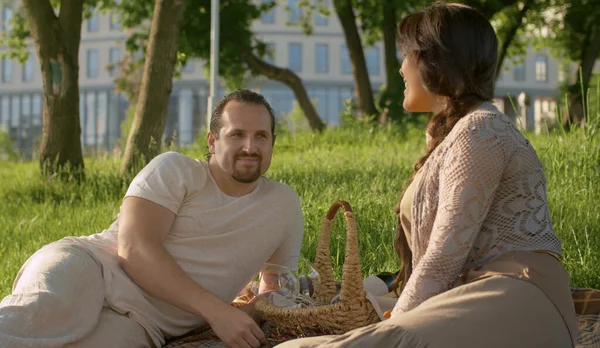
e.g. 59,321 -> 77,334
361,276 -> 397,320
0,240 -> 152,348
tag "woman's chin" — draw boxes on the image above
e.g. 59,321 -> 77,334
403,100 -> 420,113
403,100 -> 432,113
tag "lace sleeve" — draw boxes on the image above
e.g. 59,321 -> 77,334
391,119 -> 508,315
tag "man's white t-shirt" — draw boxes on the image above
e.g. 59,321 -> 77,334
69,152 -> 304,346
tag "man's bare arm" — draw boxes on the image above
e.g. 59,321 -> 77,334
118,197 -> 266,348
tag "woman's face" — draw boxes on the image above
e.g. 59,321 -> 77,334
399,54 -> 439,113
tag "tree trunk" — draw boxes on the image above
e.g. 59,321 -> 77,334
120,0 -> 186,175
495,1 -> 531,80
567,24 -> 600,126
380,0 -> 404,124
383,0 -> 400,95
242,50 -> 326,132
333,0 -> 378,119
22,0 -> 85,179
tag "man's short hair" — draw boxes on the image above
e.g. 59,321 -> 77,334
209,89 -> 276,138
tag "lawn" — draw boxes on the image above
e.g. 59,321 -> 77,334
0,121 -> 599,299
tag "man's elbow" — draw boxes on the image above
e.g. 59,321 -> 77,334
117,242 -> 140,269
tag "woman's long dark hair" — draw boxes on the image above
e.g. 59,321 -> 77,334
392,3 -> 499,294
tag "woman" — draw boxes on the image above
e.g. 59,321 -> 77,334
278,3 -> 577,347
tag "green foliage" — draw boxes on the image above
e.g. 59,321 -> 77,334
114,104 -> 137,151
0,126 -> 19,161
111,0 -> 265,91
276,100 -> 312,135
588,75 -> 600,128
0,0 -> 111,61
0,4 -> 31,63
537,0 -> 600,63
490,2 -> 529,58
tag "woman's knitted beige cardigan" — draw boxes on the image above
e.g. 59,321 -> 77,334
392,102 -> 562,315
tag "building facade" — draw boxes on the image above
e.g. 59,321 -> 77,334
0,1 -> 581,156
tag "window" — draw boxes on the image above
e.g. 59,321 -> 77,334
341,45 -> 351,74
133,49 -> 144,61
21,95 -> 31,123
22,54 -> 33,82
1,97 -> 9,127
11,96 -> 19,128
315,44 -> 328,73
109,48 -> 121,77
178,89 -> 194,144
288,0 -> 302,24
365,47 -> 380,75
2,58 -> 12,83
87,13 -> 99,32
261,0 -> 275,24
288,43 -> 302,73
109,14 -> 121,30
97,91 -> 108,146
558,63 -> 570,84
326,88 -> 341,125
183,60 -> 195,73
2,4 -> 12,31
32,94 -> 42,126
315,0 -> 328,26
85,93 -> 96,146
264,42 -> 276,65
513,62 -> 525,81
111,0 -> 123,30
87,49 -> 99,78
535,55 -> 548,82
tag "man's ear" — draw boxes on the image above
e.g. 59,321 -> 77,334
207,132 -> 217,154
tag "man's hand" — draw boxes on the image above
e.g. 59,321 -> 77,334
206,302 -> 267,348
240,291 -> 272,323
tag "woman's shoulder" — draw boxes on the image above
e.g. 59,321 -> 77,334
447,101 -> 527,150
455,101 -> 513,130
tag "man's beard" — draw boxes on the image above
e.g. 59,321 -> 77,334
232,153 -> 262,183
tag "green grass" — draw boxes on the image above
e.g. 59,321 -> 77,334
0,121 -> 599,299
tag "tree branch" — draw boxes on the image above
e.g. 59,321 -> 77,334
242,49 -> 325,132
495,1 -> 531,80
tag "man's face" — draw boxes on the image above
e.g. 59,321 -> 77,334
207,101 -> 274,184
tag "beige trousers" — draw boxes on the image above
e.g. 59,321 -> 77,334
276,275 -> 573,348
0,240 -> 154,348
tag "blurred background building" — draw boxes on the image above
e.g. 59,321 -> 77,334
0,0 -> 596,157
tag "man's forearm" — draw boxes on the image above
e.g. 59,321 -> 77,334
119,241 -> 225,320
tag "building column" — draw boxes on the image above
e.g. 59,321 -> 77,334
108,92 -> 121,148
199,87 -> 208,131
178,88 -> 194,145
526,95 -> 536,132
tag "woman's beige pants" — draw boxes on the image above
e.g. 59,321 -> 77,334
276,275 -> 573,348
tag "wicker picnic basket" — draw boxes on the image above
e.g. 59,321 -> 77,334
255,200 -> 380,335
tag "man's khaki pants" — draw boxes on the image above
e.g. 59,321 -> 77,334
0,240 -> 154,348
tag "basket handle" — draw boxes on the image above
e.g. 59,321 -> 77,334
312,200 -> 366,304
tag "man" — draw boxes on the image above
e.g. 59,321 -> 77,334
0,89 -> 304,348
